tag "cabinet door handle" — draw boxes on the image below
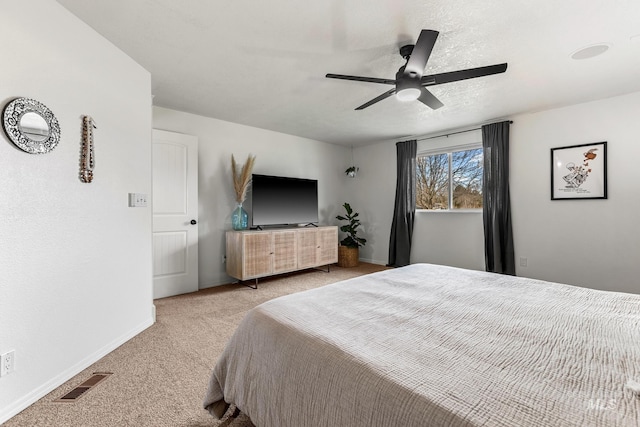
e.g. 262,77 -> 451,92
190,219 -> 197,225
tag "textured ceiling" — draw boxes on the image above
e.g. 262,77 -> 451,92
56,0 -> 640,146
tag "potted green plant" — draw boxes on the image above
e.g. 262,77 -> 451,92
336,202 -> 366,267
345,166 -> 359,178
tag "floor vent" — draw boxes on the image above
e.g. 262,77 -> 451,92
54,372 -> 112,403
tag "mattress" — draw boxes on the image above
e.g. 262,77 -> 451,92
204,263 -> 640,426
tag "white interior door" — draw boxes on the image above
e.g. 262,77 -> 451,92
152,129 -> 199,299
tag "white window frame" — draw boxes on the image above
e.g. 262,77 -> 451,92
416,142 -> 483,212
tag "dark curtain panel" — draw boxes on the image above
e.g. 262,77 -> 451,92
482,121 -> 515,275
388,140 -> 417,267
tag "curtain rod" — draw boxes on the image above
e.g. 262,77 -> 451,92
416,120 -> 513,142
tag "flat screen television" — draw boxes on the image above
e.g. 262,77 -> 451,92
251,174 -> 318,227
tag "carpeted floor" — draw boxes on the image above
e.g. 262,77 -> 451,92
4,263 -> 387,427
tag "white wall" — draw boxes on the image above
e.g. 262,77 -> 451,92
411,130 -> 486,271
348,140 -> 397,265
153,107 -> 351,287
355,91 -> 640,294
511,92 -> 640,293
0,1 -> 153,422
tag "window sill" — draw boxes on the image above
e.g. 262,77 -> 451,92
416,209 -> 482,214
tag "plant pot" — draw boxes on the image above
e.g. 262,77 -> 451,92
337,245 -> 359,268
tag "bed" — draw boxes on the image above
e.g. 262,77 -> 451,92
204,263 -> 640,426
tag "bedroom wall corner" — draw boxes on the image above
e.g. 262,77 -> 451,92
152,107 -> 350,288
351,91 -> 640,293
346,142 -> 396,266
0,1 -> 153,423
348,131 -> 486,270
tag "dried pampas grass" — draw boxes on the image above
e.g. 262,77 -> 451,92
231,154 -> 256,203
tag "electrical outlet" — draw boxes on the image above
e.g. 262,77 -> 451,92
128,193 -> 148,207
1,350 -> 15,376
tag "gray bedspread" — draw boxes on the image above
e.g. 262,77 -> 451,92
204,263 -> 640,426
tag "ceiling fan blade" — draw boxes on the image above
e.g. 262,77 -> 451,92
326,73 -> 395,85
418,88 -> 444,110
355,89 -> 396,110
422,63 -> 508,86
404,30 -> 439,77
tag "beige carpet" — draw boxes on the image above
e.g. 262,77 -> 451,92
4,263 -> 387,427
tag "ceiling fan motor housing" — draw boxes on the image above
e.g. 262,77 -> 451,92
400,44 -> 415,60
397,44 -> 423,100
396,67 -> 421,97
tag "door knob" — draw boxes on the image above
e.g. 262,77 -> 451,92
190,219 -> 197,225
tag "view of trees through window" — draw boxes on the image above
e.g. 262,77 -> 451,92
416,147 -> 483,210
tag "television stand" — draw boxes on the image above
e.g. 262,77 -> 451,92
225,226 -> 338,287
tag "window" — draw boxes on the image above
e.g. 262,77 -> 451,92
416,145 -> 483,210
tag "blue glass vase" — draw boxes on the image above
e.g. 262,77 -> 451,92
232,203 -> 249,230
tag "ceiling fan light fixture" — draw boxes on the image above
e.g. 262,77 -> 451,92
395,67 -> 422,102
396,87 -> 421,101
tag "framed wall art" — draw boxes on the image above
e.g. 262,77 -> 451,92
551,141 -> 607,200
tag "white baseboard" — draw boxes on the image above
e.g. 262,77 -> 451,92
0,316 -> 154,425
359,257 -> 388,266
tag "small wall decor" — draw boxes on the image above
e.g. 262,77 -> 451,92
345,166 -> 359,178
80,115 -> 96,183
551,141 -> 607,200
2,97 -> 61,154
345,146 -> 359,178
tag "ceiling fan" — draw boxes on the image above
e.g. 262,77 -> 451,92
325,30 -> 508,110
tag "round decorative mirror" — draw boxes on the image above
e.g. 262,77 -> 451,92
2,98 -> 61,154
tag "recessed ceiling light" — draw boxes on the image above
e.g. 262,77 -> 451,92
571,43 -> 610,60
